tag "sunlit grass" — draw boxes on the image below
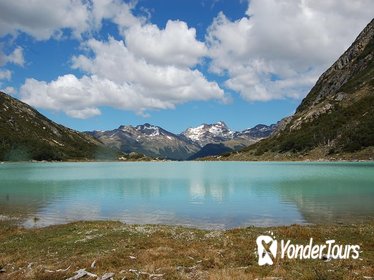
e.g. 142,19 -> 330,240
0,221 -> 373,279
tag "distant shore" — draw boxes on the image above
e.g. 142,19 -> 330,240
1,157 -> 374,163
0,220 -> 373,279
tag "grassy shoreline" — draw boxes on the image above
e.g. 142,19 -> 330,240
0,220 -> 373,279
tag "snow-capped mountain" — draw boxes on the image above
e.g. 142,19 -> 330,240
87,122 -> 276,160
181,121 -> 276,149
181,121 -> 234,147
88,123 -> 200,160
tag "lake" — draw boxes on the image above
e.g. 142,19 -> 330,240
0,161 -> 373,229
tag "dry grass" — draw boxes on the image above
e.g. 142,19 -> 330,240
0,221 -> 373,279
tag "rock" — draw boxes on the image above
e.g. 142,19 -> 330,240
97,272 -> 115,280
90,260 -> 96,268
66,269 -> 87,280
56,266 -> 71,272
65,268 -> 97,280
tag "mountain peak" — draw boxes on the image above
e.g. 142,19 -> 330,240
181,122 -> 233,147
239,124 -> 276,139
216,121 -> 228,127
131,123 -> 162,137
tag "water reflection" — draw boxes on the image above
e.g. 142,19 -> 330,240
276,178 -> 374,224
0,162 -> 373,229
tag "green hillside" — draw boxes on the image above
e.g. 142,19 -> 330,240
0,91 -> 117,161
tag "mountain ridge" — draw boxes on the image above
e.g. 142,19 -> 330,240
88,121 -> 277,160
0,89 -> 277,162
87,123 -> 200,160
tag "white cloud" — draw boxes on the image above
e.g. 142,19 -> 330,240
0,70 -> 12,80
0,47 -> 24,67
20,37 -> 224,118
0,86 -> 16,95
13,0 -> 374,120
6,47 -> 24,66
0,0 -> 140,40
10,1 -> 224,119
0,0 -> 90,40
206,0 -> 374,101
66,107 -> 102,119
90,0 -> 142,35
125,20 -> 207,67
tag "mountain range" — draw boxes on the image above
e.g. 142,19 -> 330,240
0,90 -> 275,161
87,121 -> 276,160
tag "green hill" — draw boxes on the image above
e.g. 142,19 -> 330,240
0,91 -> 117,161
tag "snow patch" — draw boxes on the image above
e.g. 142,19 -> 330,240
149,127 -> 160,137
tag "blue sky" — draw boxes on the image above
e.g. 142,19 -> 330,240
0,0 -> 373,133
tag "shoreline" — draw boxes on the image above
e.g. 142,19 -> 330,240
1,213 -> 368,230
0,220 -> 373,279
1,159 -> 374,163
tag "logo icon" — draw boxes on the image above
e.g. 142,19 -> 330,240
256,234 -> 277,266
255,233 -> 360,266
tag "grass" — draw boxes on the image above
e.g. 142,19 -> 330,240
0,220 -> 373,279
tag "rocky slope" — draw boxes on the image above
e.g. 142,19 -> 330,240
222,18 -> 374,161
0,91 -> 116,161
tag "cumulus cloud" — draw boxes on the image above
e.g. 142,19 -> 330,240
0,0 -> 90,40
7,0 -> 224,119
0,47 -> 24,67
0,0 -> 140,40
20,36 -> 224,118
66,107 -> 102,119
0,70 -> 12,81
13,0 -> 374,120
0,86 -> 16,95
6,47 -> 24,66
207,0 -> 374,101
90,0 -> 142,35
125,20 -> 207,67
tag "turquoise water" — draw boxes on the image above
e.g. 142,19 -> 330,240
0,162 -> 373,229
